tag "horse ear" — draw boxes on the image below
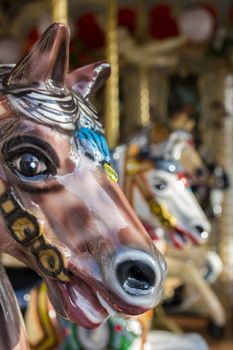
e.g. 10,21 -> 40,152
66,61 -> 111,98
5,23 -> 70,89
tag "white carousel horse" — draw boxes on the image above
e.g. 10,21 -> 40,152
112,130 -> 225,335
112,143 -> 211,248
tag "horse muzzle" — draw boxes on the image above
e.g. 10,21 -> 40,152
102,248 -> 167,309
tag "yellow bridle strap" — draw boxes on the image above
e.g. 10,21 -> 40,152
147,198 -> 177,230
0,179 -> 69,282
123,159 -> 177,230
26,283 -> 61,350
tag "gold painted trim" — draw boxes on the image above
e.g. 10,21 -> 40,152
51,0 -> 68,23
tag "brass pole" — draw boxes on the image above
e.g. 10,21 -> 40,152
51,0 -> 68,23
139,66 -> 150,125
137,0 -> 150,125
105,0 -> 119,149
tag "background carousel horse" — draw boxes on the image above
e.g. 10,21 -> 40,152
112,142 -> 211,248
141,123 -> 227,334
0,22 -> 167,349
112,130 -> 226,336
143,122 -> 229,217
133,123 -> 203,179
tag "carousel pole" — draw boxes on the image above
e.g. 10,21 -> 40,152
139,66 -> 150,126
137,0 -> 150,126
105,0 -> 119,149
51,0 -> 68,23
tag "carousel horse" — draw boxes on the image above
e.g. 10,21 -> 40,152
131,123 -> 203,178
0,23 -> 167,349
112,143 -> 211,248
112,132 -> 226,336
141,123 -> 229,216
144,124 -> 227,334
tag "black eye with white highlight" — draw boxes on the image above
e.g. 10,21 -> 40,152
153,178 -> 167,191
2,136 -> 59,182
8,152 -> 51,180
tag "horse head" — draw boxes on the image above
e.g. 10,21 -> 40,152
138,123 -> 203,178
113,136 -> 211,248
0,23 -> 167,328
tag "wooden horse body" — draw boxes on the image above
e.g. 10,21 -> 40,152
0,23 -> 167,349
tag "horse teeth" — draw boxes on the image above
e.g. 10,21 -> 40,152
97,292 -> 116,316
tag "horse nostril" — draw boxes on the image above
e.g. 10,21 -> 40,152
116,260 -> 156,296
105,249 -> 165,308
193,225 -> 208,239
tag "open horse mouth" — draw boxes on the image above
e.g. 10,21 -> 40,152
45,249 -> 165,329
46,273 -> 148,329
45,274 -> 112,329
169,224 -> 209,249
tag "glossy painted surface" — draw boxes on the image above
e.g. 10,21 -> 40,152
0,23 -> 166,330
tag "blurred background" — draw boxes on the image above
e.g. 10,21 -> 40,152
0,1 -> 233,349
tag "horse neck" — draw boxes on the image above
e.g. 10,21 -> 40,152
124,161 -> 153,203
123,164 -> 167,250
0,261 -> 29,349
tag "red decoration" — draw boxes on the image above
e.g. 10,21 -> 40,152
118,7 -> 137,34
142,220 -> 159,241
75,13 -> 104,49
62,328 -> 70,337
114,324 -> 123,332
177,172 -> 191,188
149,4 -> 179,39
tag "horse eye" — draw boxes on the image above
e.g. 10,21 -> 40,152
12,153 -> 46,175
154,179 -> 167,191
8,152 -> 54,181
